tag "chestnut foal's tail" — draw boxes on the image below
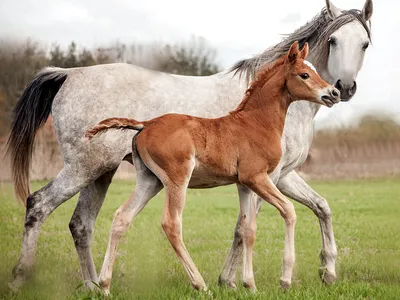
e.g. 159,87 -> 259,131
86,117 -> 145,139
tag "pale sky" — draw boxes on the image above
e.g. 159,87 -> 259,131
0,0 -> 399,128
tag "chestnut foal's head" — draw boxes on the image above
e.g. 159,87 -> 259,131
284,41 -> 340,107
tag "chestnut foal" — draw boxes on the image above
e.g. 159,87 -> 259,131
86,41 -> 340,294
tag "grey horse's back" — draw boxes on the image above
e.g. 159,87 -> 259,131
7,62 -> 242,204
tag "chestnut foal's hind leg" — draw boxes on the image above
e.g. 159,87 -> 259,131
245,175 -> 296,289
161,182 -> 207,291
98,166 -> 163,295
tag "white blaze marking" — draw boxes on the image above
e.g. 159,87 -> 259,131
304,60 -> 317,73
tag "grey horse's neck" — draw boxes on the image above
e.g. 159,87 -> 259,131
301,51 -> 333,119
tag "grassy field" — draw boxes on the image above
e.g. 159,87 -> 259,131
0,178 -> 399,299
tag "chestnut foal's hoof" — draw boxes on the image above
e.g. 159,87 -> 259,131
243,279 -> 257,293
98,279 -> 111,296
192,283 -> 208,291
243,284 -> 257,293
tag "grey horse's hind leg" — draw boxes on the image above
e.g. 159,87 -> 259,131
10,167 -> 91,290
218,192 -> 259,289
69,167 -> 119,288
276,170 -> 337,284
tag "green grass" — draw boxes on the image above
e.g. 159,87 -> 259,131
0,178 -> 399,299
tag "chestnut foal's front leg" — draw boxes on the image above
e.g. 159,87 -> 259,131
244,174 -> 297,289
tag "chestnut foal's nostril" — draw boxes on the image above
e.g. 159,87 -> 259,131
331,89 -> 339,97
321,95 -> 330,101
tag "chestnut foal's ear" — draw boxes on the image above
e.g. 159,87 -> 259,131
300,43 -> 309,60
287,41 -> 300,64
362,0 -> 373,21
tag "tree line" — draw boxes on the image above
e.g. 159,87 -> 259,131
0,36 -> 221,137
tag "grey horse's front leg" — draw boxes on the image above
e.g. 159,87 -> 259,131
218,192 -> 261,288
276,170 -> 337,284
219,171 -> 279,288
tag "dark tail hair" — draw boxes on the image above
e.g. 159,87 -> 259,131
86,118 -> 145,139
6,68 -> 68,206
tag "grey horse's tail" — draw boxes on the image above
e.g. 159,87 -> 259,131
6,67 -> 68,206
85,118 -> 145,139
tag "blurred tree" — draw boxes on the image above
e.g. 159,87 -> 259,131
103,37 -> 221,75
158,36 -> 220,76
49,44 -> 64,67
78,48 -> 96,66
0,39 -> 47,136
95,47 -> 112,65
64,42 -> 78,68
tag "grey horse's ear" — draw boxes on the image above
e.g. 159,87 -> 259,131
361,0 -> 373,21
325,0 -> 341,20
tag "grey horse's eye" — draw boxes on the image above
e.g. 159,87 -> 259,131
328,37 -> 337,47
362,42 -> 369,51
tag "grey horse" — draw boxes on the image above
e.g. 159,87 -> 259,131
7,0 -> 373,290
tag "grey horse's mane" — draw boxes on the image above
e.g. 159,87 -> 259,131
230,8 -> 372,83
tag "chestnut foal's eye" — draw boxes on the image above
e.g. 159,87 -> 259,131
300,73 -> 309,80
362,42 -> 369,51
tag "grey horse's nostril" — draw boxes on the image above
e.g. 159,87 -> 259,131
349,81 -> 357,95
335,80 -> 343,90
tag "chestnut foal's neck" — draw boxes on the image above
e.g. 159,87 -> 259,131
231,68 -> 292,135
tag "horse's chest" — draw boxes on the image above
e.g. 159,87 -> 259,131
279,123 -> 313,175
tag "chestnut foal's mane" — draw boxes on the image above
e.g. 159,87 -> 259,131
230,55 -> 286,114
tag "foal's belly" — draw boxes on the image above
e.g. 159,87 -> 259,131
188,166 -> 236,189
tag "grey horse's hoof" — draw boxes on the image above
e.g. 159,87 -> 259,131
280,279 -> 291,290
9,266 -> 29,292
8,282 -> 20,293
218,276 -> 237,289
319,267 -> 336,285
